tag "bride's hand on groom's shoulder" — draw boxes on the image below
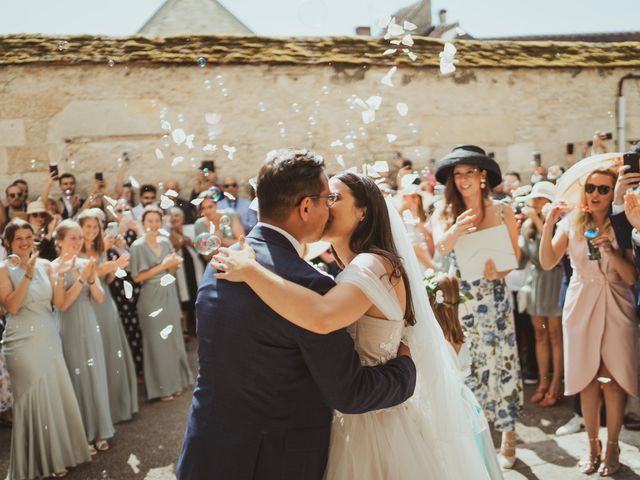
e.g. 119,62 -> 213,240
212,236 -> 257,282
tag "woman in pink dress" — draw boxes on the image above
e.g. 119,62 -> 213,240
540,169 -> 638,476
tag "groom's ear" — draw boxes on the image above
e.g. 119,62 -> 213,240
297,197 -> 314,222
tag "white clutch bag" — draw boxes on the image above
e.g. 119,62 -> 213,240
454,224 -> 518,281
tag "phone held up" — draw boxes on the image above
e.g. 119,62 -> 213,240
623,152 -> 640,175
49,163 -> 59,180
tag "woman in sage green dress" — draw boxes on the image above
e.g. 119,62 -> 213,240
129,206 -> 193,401
53,219 -> 115,453
193,189 -> 244,248
0,219 -> 90,479
78,209 -> 138,423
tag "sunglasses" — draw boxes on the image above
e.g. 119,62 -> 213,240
8,192 -> 22,198
223,183 -> 238,188
29,212 -> 47,218
585,183 -> 612,195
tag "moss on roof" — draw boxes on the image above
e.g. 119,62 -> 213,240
1,34 -> 639,68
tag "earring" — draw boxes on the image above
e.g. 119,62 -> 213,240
480,178 -> 486,189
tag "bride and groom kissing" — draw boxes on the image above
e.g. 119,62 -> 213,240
176,148 -> 502,479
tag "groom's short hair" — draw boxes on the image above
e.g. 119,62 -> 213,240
257,149 -> 325,221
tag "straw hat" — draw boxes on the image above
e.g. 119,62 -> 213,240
515,181 -> 556,204
26,200 -> 51,219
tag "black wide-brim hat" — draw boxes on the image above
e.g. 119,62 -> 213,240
435,145 -> 502,188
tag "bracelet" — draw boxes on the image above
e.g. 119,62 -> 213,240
88,279 -> 96,285
24,274 -> 32,280
77,278 -> 85,285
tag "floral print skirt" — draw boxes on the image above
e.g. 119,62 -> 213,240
459,277 -> 523,432
0,350 -> 13,412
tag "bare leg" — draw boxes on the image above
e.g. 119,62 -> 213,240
547,316 -> 563,394
530,316 -> 550,402
580,379 -> 602,473
599,363 -> 625,475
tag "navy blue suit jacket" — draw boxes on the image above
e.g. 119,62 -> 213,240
177,225 -> 416,480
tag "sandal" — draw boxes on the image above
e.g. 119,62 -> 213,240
580,438 -> 602,475
88,444 -> 98,456
95,439 -> 109,452
499,439 -> 517,469
51,471 -> 68,478
599,441 -> 621,477
539,390 -> 563,408
529,385 -> 548,404
160,395 -> 174,402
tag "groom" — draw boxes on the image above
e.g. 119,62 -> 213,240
177,149 -> 416,480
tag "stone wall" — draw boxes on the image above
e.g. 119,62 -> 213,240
1,35 -> 639,199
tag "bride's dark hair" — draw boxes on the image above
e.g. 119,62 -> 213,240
331,172 -> 416,326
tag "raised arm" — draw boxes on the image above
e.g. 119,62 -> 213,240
0,254 -> 38,315
540,204 -> 569,270
212,239 -> 374,334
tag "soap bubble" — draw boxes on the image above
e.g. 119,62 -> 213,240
197,57 -> 207,68
257,101 -> 267,112
29,159 -> 36,169
291,103 -> 301,113
108,58 -> 115,67
207,186 -> 223,202
219,215 -> 231,227
215,74 -> 224,86
4,254 -> 20,270
195,232 -> 221,255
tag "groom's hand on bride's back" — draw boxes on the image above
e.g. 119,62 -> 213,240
397,342 -> 411,358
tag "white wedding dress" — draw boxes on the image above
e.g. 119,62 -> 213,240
325,198 -> 503,479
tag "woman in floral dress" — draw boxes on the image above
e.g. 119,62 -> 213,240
431,145 -> 523,469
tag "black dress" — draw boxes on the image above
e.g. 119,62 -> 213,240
107,229 -> 144,376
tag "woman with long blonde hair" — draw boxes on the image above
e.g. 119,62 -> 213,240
540,168 -> 637,476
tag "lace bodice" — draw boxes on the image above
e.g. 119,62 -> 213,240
337,254 -> 405,366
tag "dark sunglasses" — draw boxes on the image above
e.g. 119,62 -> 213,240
223,183 -> 238,188
8,192 -> 22,198
29,212 -> 47,218
585,183 -> 611,195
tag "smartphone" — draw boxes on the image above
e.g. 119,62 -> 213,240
201,160 -> 215,172
566,143 -> 574,155
488,152 -> 495,159
95,172 -> 104,182
122,152 -> 130,162
600,132 -> 613,140
49,164 -> 59,179
624,152 -> 640,174
106,222 -> 119,237
533,152 -> 542,165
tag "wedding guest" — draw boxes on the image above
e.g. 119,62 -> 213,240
540,169 -> 637,476
168,207 -> 205,336
26,200 -> 59,261
132,184 -> 157,220
194,191 -> 243,248
518,182 -> 564,407
399,183 -> 435,270
0,219 -> 90,478
129,206 -> 193,401
54,219 -> 114,453
78,209 -> 138,423
4,183 -> 27,221
431,145 -> 522,469
164,181 -> 197,225
217,176 -> 257,234
189,162 -> 218,201
57,173 -> 84,220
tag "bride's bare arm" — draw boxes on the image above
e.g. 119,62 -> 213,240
212,239 -> 372,334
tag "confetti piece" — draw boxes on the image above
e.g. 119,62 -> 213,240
401,34 -> 414,46
149,308 -> 163,318
123,281 -> 133,299
396,102 -> 409,116
386,134 -> 398,143
155,148 -> 164,160
383,49 -> 397,56
129,176 -> 140,189
160,274 -> 175,286
403,21 -> 417,31
127,454 -> 141,474
160,195 -> 174,209
202,144 -> 217,152
381,66 -> 397,87
160,325 -> 174,339
115,268 -> 127,279
171,156 -> 184,167
171,129 -> 186,145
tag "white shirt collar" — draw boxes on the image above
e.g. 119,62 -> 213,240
256,222 -> 303,257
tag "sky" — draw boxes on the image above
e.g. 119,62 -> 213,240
0,0 -> 637,38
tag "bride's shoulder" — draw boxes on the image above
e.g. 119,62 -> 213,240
350,252 -> 391,276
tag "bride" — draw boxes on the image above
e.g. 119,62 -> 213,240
212,172 -> 502,479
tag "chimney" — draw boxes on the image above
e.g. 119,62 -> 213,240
355,26 -> 371,36
438,9 -> 447,25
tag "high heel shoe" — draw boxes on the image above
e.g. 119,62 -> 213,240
539,390 -> 563,408
529,385 -> 548,404
499,439 -> 517,469
580,438 -> 602,475
599,441 -> 621,477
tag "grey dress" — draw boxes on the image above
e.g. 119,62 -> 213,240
90,253 -> 138,423
2,259 -> 91,479
129,237 -> 193,399
521,230 -> 563,317
59,257 -> 115,441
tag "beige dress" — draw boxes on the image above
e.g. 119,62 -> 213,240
558,215 -> 638,396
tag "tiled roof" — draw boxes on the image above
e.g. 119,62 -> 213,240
1,34 -> 639,68
482,32 -> 640,43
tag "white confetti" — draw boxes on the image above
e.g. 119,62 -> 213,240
106,205 -> 117,219
158,228 -> 170,237
160,274 -> 175,286
401,173 -> 420,188
597,377 -> 612,384
160,195 -> 174,209
455,27 -> 467,36
378,14 -> 392,28
330,139 -> 344,147
439,42 -> 458,75
202,144 -> 217,152
223,145 -> 236,160
123,281 -> 133,299
401,34 -> 414,46
149,308 -> 163,318
160,120 -> 171,131
165,189 -> 178,197
185,134 -> 195,150
103,195 -> 117,207
159,325 -> 174,340
115,268 -> 127,279
402,210 -> 419,225
345,142 -> 356,150
129,176 -> 140,189
403,21 -> 417,31
390,39 -> 401,45
127,453 -> 141,474
383,49 -> 397,56
403,49 -> 417,61
171,129 -> 186,145
366,95 -> 383,110
386,133 -> 398,143
345,166 -> 358,174
387,20 -> 404,36
366,164 -> 381,178
335,155 -> 345,168
171,156 -> 184,167
249,177 -> 257,190
223,192 -> 236,201
396,102 -> 409,117
205,112 -> 221,125
353,97 -> 368,110
155,148 -> 164,160
381,66 -> 397,87
191,197 -> 204,207
361,110 -> 375,124
373,161 -> 390,173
